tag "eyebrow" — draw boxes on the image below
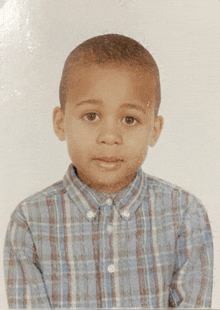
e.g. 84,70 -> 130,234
75,99 -> 103,107
75,100 -> 147,114
120,103 -> 147,114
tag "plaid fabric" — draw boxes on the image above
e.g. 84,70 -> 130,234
4,164 -> 213,309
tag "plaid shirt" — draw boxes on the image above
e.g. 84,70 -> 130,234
4,164 -> 213,309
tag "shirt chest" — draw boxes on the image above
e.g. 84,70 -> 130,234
33,202 -> 176,308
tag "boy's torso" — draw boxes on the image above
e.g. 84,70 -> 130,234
5,164 -> 210,308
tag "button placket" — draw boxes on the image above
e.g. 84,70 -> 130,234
102,198 -> 116,289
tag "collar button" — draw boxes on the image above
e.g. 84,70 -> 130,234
122,210 -> 130,218
87,211 -> 95,219
105,198 -> 113,206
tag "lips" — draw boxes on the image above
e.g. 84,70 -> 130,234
95,157 -> 123,163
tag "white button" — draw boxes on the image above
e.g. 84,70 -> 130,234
105,198 -> 113,206
122,210 -> 130,218
107,225 -> 113,233
87,211 -> 95,219
107,265 -> 115,273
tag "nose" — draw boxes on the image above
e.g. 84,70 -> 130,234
97,121 -> 122,145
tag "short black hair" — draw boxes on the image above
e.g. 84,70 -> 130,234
59,34 -> 161,115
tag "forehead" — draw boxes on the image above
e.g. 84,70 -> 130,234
66,62 -> 157,104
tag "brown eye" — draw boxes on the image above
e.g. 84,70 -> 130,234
84,113 -> 99,122
123,116 -> 137,125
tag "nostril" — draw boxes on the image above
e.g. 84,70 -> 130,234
97,132 -> 122,145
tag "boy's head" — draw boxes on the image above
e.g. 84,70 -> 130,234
53,34 -> 163,193
59,34 -> 161,115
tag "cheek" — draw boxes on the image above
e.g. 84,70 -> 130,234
65,121 -> 96,143
65,129 -> 96,160
132,142 -> 148,161
125,133 -> 149,165
126,128 -> 151,148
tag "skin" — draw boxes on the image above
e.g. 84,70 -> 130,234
53,64 -> 163,193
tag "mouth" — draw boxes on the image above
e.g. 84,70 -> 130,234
95,157 -> 123,163
93,157 -> 123,170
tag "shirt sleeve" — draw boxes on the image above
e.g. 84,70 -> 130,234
169,195 -> 213,308
4,207 -> 52,309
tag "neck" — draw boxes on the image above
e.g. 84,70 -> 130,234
76,169 -> 137,194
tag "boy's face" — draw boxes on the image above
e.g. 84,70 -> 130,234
53,64 -> 163,193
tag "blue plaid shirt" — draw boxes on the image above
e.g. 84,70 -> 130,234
4,164 -> 213,308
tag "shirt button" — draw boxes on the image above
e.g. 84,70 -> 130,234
105,198 -> 113,206
87,211 -> 95,219
122,210 -> 130,218
107,264 -> 115,273
107,225 -> 113,233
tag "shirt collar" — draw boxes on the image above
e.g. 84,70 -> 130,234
63,164 -> 146,221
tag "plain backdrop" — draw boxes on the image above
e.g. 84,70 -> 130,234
1,0 -> 220,308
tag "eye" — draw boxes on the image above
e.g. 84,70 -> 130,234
84,113 -> 99,122
123,116 -> 137,125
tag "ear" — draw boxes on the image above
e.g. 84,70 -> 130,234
53,107 -> 66,141
149,115 -> 164,147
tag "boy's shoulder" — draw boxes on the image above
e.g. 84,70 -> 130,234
11,179 -> 66,221
144,171 -> 207,215
145,171 -> 188,198
146,172 -> 182,192
21,179 -> 66,204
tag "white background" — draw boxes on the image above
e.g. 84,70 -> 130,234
1,0 -> 220,308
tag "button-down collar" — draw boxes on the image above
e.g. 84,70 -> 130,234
63,164 -> 146,221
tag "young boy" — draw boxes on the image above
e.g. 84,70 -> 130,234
4,34 -> 213,309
